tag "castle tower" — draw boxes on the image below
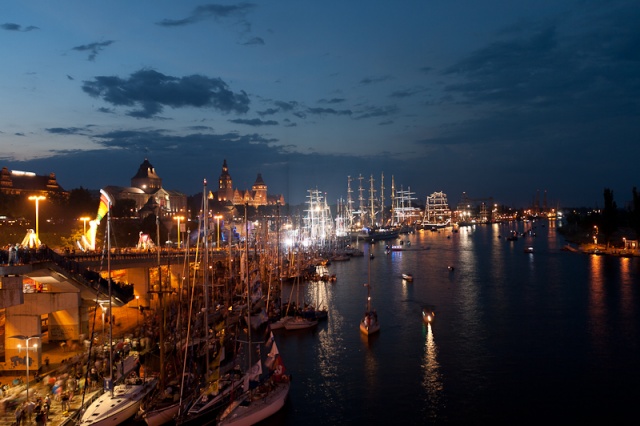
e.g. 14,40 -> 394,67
218,159 -> 234,202
131,158 -> 162,193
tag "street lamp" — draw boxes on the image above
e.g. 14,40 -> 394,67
80,216 -> 91,235
10,334 -> 41,401
173,215 -> 185,248
136,295 -> 140,326
214,215 -> 223,250
28,195 -> 46,243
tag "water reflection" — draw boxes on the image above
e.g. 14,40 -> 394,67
422,323 -> 443,420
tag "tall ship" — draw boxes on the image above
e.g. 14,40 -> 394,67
302,188 -> 334,247
421,191 -> 452,229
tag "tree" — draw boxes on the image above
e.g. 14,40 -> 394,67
68,187 -> 98,217
139,214 -> 168,246
112,199 -> 137,218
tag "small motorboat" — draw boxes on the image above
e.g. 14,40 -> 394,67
422,306 -> 436,324
402,273 -> 413,282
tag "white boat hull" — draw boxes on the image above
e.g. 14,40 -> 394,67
80,378 -> 158,426
219,381 -> 290,426
142,401 -> 180,426
284,318 -> 318,330
269,316 -> 292,330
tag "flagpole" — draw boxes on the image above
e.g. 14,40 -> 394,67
100,189 -> 114,398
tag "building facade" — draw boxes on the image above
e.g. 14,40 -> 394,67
0,167 -> 67,197
105,158 -> 187,217
210,159 -> 285,207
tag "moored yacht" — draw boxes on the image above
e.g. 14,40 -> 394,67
80,375 -> 158,426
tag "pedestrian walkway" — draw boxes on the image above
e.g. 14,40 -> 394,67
0,309 -> 146,425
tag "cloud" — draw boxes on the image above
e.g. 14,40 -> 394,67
360,75 -> 393,85
256,108 -> 279,117
242,37 -> 264,45
306,107 -> 352,116
46,127 -> 86,135
92,128 -> 277,152
439,4 -> 640,152
72,40 -> 115,61
389,88 -> 424,99
1,23 -> 39,32
354,105 -> 398,120
274,100 -> 298,111
82,68 -> 250,118
318,98 -> 346,104
156,3 -> 256,27
229,118 -> 278,126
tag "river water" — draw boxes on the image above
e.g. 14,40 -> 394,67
265,220 -> 640,424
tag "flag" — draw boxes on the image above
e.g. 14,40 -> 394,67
264,334 -> 280,370
243,360 -> 263,390
96,189 -> 113,223
77,189 -> 113,251
271,355 -> 286,382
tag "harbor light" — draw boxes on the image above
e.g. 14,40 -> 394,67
80,216 -> 91,234
10,334 -> 41,401
28,195 -> 46,243
173,215 -> 185,248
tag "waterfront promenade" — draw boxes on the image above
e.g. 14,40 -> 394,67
0,314 -> 142,426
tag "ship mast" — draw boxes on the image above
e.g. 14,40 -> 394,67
369,175 -> 376,227
202,180 -> 210,375
391,176 -> 396,226
105,190 -> 113,397
358,175 -> 365,228
347,176 -> 354,230
380,172 -> 385,226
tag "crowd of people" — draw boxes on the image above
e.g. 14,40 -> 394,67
0,243 -> 50,266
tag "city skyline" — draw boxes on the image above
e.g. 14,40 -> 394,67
1,1 -> 638,207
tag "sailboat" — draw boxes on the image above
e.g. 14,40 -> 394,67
171,181 -> 246,426
141,220 -> 198,426
218,209 -> 290,424
80,374 -> 159,426
79,190 -> 158,426
218,332 -> 290,425
283,266 -> 317,331
360,255 -> 380,335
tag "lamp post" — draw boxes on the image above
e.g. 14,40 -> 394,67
28,195 -> 46,243
10,334 -> 41,401
173,215 -> 185,248
136,295 -> 140,326
80,216 -> 91,235
214,215 -> 223,250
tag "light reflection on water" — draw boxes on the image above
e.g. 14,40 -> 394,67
265,221 -> 640,425
422,322 -> 443,421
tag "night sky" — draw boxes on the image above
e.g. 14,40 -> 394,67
1,1 -> 638,207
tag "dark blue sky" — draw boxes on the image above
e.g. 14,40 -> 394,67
1,1 -> 638,207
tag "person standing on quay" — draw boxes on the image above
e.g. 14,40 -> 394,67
15,403 -> 24,426
61,391 -> 70,413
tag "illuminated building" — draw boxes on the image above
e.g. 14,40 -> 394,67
209,159 -> 284,207
0,167 -> 67,198
104,158 -> 187,216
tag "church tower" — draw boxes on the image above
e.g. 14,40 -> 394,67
218,159 -> 234,202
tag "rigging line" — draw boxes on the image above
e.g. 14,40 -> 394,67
178,186 -> 205,414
